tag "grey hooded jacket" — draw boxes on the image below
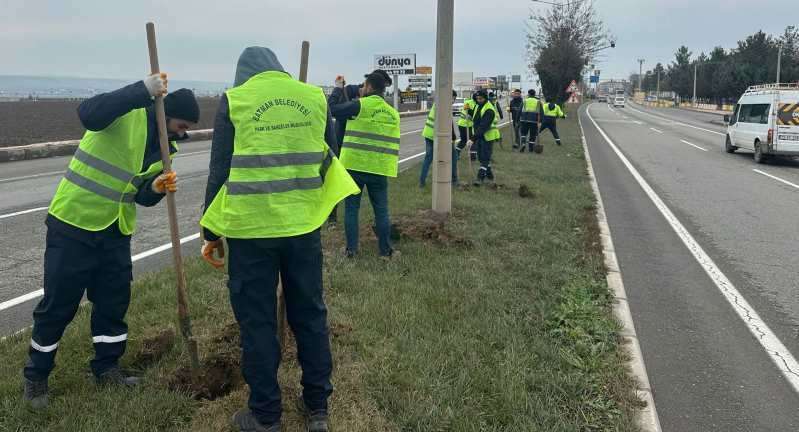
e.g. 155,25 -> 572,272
202,47 -> 339,241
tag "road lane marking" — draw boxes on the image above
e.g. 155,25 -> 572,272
586,104 -> 799,393
0,232 -> 203,312
0,207 -> 48,220
0,170 -> 64,184
650,127 -> 663,134
753,169 -> 799,190
679,139 -> 708,152
629,105 -> 725,136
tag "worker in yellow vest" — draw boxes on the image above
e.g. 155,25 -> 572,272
23,76 -> 199,409
419,90 -> 459,188
200,47 -> 359,432
468,90 -> 501,185
332,72 -> 401,259
540,101 -> 566,146
519,89 -> 543,153
455,93 -> 477,161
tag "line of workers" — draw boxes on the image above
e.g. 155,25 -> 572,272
20,45 -> 566,432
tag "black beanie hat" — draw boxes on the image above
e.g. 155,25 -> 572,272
164,88 -> 200,123
365,69 -> 393,87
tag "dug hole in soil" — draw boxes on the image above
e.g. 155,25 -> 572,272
389,209 -> 473,248
165,322 -> 243,401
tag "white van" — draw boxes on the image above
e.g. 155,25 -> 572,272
612,95 -> 625,108
725,83 -> 799,163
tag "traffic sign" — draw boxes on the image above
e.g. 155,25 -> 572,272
566,79 -> 579,93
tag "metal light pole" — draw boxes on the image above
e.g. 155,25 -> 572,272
692,62 -> 697,107
432,0 -> 454,214
656,68 -> 661,106
637,59 -> 644,94
777,43 -> 783,84
393,74 -> 400,108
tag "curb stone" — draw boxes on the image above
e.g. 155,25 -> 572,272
578,104 -> 663,432
0,110 -> 430,163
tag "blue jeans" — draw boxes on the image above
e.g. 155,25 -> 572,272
345,171 -> 392,256
419,138 -> 459,186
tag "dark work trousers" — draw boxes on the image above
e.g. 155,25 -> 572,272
24,227 -> 132,381
344,170 -> 392,256
540,120 -> 561,144
519,121 -> 539,152
458,126 -> 476,161
475,138 -> 494,182
227,230 -> 333,426
512,119 -> 521,147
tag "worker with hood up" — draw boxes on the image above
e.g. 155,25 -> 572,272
200,46 -> 359,432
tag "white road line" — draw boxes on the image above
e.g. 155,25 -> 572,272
0,170 -> 63,184
752,169 -> 799,190
586,105 -> 799,393
0,232 -> 203,312
399,152 -> 426,164
679,139 -> 708,152
0,207 -> 49,220
629,105 -> 725,136
650,127 -> 663,134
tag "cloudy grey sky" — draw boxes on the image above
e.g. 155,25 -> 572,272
1,0 -> 795,90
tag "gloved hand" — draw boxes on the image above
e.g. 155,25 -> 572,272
202,239 -> 225,269
144,72 -> 168,97
335,75 -> 346,88
151,171 -> 177,194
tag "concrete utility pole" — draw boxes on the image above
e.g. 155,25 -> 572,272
432,0 -> 454,214
637,59 -> 644,93
692,62 -> 697,107
777,43 -> 783,84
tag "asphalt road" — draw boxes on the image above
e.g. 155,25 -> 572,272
582,101 -> 799,430
0,114 -> 441,337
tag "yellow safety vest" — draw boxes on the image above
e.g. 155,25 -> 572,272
474,101 -> 501,142
48,108 -> 172,235
422,104 -> 436,140
457,98 -> 475,128
543,103 -> 565,118
201,71 -> 359,239
339,95 -> 401,177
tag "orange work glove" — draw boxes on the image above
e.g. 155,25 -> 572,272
202,239 -> 225,269
152,171 -> 178,194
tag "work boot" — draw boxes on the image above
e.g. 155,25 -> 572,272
231,408 -> 281,432
380,249 -> 401,261
344,249 -> 356,259
555,139 -> 562,146
95,367 -> 141,387
486,167 -> 495,181
296,398 -> 329,432
23,377 -> 48,410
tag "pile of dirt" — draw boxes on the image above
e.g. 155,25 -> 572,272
391,210 -> 472,247
167,322 -> 242,401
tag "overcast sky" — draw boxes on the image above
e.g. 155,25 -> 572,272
1,0 -> 795,90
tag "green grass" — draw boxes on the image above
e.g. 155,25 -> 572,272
0,114 -> 642,431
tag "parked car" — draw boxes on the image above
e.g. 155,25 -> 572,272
452,98 -> 465,115
724,83 -> 799,164
597,94 -> 607,102
612,96 -> 625,108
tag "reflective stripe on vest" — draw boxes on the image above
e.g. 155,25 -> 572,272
475,102 -> 501,142
48,108 -> 167,235
200,70 -> 360,239
340,95 -> 401,177
422,104 -> 436,140
457,99 -> 474,128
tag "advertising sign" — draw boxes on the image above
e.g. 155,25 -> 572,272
416,66 -> 433,75
374,54 -> 417,75
400,91 -> 419,104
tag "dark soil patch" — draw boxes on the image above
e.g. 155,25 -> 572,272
330,322 -> 353,338
391,210 -> 472,247
0,97 -> 220,147
130,328 -> 176,369
518,184 -> 535,199
488,183 -> 506,191
167,321 -> 242,401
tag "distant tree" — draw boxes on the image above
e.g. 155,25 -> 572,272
667,46 -> 693,98
526,0 -> 611,103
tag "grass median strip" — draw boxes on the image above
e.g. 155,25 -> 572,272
0,113 -> 642,431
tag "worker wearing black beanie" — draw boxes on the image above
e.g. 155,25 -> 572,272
165,88 -> 200,123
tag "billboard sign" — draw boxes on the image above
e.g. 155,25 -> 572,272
473,77 -> 496,89
416,66 -> 433,75
374,54 -> 417,75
